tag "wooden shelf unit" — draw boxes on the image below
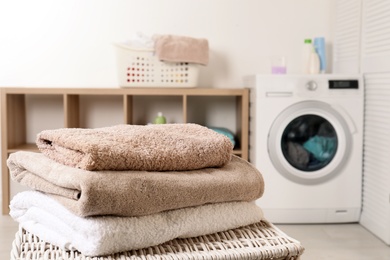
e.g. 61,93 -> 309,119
1,87 -> 249,214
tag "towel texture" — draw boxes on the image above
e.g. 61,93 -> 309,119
154,35 -> 209,65
10,191 -> 263,256
36,124 -> 232,171
8,152 -> 264,217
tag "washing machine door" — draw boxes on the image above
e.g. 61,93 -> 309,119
268,101 -> 352,184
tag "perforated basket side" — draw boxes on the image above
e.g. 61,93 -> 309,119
115,44 -> 199,88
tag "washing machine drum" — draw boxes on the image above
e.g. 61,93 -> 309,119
268,101 -> 352,184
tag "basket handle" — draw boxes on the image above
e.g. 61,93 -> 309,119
113,43 -> 154,52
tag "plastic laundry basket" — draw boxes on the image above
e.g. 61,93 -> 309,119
115,43 -> 200,88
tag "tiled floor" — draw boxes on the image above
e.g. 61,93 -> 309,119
0,215 -> 18,259
1,214 -> 390,259
277,223 -> 390,259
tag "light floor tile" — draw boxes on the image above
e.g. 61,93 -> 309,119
277,223 -> 390,259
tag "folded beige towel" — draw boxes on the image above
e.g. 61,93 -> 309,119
36,124 -> 233,171
154,35 -> 209,65
8,151 -> 264,217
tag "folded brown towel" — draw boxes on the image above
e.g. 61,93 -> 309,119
36,124 -> 233,171
154,35 -> 209,65
8,151 -> 264,217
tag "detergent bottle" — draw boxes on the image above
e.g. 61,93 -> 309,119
154,112 -> 167,124
308,45 -> 320,74
302,38 -> 313,73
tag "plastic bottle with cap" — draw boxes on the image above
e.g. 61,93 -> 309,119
313,37 -> 326,73
154,112 -> 167,124
302,38 -> 313,73
308,45 -> 320,74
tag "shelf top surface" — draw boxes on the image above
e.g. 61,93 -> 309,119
1,87 -> 248,96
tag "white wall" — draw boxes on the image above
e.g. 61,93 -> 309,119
0,0 -> 336,88
0,0 -> 337,206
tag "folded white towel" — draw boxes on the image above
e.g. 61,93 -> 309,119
10,191 -> 263,257
123,32 -> 154,49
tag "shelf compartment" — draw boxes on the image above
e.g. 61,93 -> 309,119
1,87 -> 249,215
7,143 -> 39,153
132,95 -> 184,125
187,95 -> 239,148
187,96 -> 237,128
78,95 -> 124,128
3,94 -> 26,150
25,94 -> 64,143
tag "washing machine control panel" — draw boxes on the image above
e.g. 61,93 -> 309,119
305,79 -> 359,92
306,80 -> 318,91
244,75 -> 363,98
298,77 -> 362,98
329,80 -> 359,89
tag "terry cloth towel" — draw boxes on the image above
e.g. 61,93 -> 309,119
10,191 -> 263,257
37,124 -> 233,171
154,35 -> 209,65
8,152 -> 264,217
36,124 -> 233,171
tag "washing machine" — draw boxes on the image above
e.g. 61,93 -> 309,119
244,74 -> 363,223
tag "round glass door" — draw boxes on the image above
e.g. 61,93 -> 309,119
268,101 -> 351,184
281,115 -> 338,172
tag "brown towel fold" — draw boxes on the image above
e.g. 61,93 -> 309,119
154,35 -> 209,65
8,151 -> 264,217
36,124 -> 233,171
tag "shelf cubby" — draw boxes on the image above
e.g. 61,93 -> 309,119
1,87 -> 249,214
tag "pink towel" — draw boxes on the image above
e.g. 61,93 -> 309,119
154,35 -> 209,65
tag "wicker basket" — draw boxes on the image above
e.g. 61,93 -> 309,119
10,220 -> 304,260
115,43 -> 200,88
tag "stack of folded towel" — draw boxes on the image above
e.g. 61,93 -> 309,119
8,123 -> 265,257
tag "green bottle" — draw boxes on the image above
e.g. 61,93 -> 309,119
154,112 -> 166,124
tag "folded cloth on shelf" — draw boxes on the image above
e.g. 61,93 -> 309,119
8,152 -> 264,217
36,124 -> 233,171
10,190 -> 263,257
154,35 -> 209,65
